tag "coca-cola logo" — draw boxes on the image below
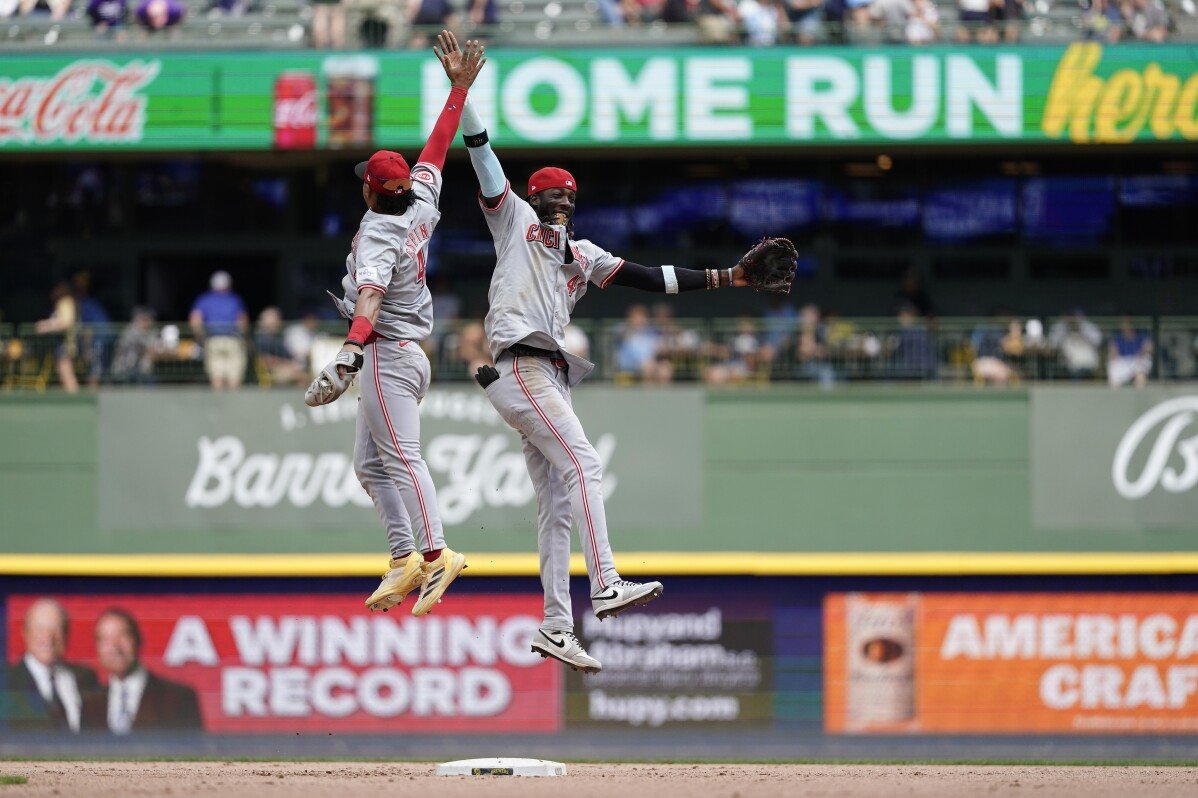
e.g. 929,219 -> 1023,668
1112,396 -> 1198,500
274,90 -> 317,130
0,59 -> 159,145
184,432 -> 617,524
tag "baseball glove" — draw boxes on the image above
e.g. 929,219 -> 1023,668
737,237 -> 798,294
304,350 -> 363,407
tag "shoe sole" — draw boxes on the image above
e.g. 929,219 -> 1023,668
365,592 -> 408,613
531,643 -> 602,674
594,584 -> 664,621
411,554 -> 467,616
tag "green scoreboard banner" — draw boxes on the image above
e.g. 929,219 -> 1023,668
0,42 -> 1195,151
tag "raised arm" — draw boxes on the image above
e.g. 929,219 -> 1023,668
417,31 -> 486,170
460,97 -> 507,208
607,261 -> 748,292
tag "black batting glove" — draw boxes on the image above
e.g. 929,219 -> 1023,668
475,364 -> 499,389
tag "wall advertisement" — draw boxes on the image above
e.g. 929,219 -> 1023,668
4,593 -> 558,734
1,44 -> 1194,151
825,592 -> 1198,734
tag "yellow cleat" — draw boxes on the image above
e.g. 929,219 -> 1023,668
411,548 -> 468,616
364,552 -> 426,613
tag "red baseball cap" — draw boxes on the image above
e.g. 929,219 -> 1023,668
528,167 -> 577,197
354,150 -> 411,196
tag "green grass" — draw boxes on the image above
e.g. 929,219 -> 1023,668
0,775 -> 28,786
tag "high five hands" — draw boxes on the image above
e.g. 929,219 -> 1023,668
434,30 -> 486,89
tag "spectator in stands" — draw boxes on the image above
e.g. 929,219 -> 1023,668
621,0 -> 665,23
615,304 -> 672,384
0,0 -> 17,17
759,296 -> 798,360
134,0 -> 185,31
822,0 -> 847,41
1108,318 -> 1153,388
312,0 -> 346,48
845,0 -> 872,32
597,0 -> 626,24
906,0 -> 940,42
18,0 -> 70,18
1126,0 -> 1169,40
873,0 -> 913,42
72,272 -> 112,389
696,0 -> 739,43
468,0 -> 499,25
1047,308 -> 1102,380
283,312 -> 320,372
255,307 -> 307,387
189,270 -> 248,391
739,0 -> 784,43
1082,0 -> 1124,40
110,307 -> 161,385
795,303 -> 834,387
704,318 -> 763,385
407,0 -> 458,48
563,324 -> 591,361
784,0 -> 823,43
956,0 -> 997,41
446,321 -> 492,376
86,0 -> 129,31
890,303 -> 937,380
34,282 -> 79,394
970,312 -> 1018,385
652,303 -> 701,376
991,0 -> 1023,42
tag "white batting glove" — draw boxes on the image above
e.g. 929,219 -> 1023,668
304,350 -> 363,407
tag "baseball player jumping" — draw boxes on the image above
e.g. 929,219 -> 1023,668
304,32 -> 486,617
458,101 -> 797,673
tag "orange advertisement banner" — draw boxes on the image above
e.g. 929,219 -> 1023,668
824,593 -> 1198,734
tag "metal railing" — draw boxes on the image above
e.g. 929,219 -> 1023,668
1,315 -> 1191,391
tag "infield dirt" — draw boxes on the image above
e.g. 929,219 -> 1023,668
2,762 -> 1197,798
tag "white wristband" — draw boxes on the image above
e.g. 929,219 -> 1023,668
662,264 -> 679,295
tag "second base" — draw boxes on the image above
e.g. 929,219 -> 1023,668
436,758 -> 567,777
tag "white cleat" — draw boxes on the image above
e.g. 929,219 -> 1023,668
530,628 -> 602,674
591,579 -> 664,621
364,552 -> 425,613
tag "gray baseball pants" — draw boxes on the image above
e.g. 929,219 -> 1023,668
354,338 -> 445,557
484,351 -> 620,632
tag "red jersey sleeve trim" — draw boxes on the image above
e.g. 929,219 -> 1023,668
357,283 -> 387,295
480,182 -> 511,214
600,259 -> 626,289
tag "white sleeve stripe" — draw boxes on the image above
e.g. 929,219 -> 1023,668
662,265 -> 679,295
600,259 -> 625,289
480,182 -> 511,214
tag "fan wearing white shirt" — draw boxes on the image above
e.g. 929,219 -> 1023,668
5,598 -> 99,733
82,608 -> 202,733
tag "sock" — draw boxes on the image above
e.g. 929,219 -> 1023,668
390,551 -> 414,566
423,549 -> 443,563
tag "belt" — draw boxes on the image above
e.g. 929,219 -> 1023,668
508,343 -> 569,370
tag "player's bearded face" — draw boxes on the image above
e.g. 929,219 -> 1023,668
532,188 -> 576,230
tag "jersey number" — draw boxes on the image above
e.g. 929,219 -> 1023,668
414,243 -> 428,285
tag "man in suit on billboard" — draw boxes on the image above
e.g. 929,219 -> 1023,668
4,598 -> 99,733
83,608 -> 202,733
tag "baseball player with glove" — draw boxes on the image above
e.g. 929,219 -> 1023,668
305,31 -> 485,616
458,100 -> 797,673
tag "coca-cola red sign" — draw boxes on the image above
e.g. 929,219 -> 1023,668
0,59 -> 159,145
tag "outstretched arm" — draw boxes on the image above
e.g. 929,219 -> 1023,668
417,31 -> 486,170
608,261 -> 748,293
460,98 -> 507,207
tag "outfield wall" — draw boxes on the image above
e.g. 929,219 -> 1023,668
3,573 -> 1198,753
2,386 -> 1197,569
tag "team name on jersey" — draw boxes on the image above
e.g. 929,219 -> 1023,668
525,223 -> 561,250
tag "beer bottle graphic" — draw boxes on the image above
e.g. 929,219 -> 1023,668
845,593 -> 918,732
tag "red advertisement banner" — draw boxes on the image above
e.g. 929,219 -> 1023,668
6,594 -> 560,734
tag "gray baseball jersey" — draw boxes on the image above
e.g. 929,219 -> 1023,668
481,182 -> 624,385
335,161 -> 446,558
478,181 -> 627,632
333,161 -> 444,342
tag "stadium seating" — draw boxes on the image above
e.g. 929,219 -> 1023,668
1,0 -> 1195,50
